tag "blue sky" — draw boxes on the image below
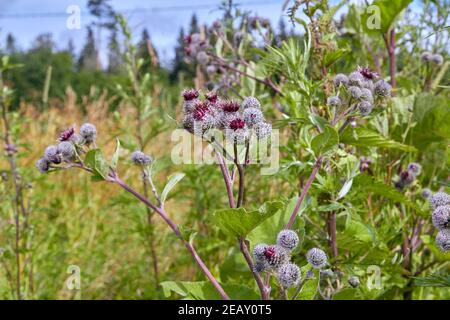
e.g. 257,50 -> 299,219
0,0 -> 290,66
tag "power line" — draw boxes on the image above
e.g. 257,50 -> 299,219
0,1 -> 282,19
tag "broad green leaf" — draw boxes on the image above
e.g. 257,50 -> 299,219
361,0 -> 413,34
341,127 -> 416,152
311,124 -> 339,155
345,219 -> 375,243
111,139 -> 121,170
212,201 -> 284,237
248,197 -> 310,248
296,265 -> 318,300
317,202 -> 346,212
161,172 -> 185,204
410,93 -> 450,148
160,281 -> 259,300
85,149 -> 110,180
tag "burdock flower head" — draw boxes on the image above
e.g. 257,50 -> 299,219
436,229 -> 450,252
44,145 -> 62,164
80,123 -> 97,144
243,107 -> 264,127
432,205 -> 450,230
358,101 -> 373,116
35,158 -> 50,173
421,188 -> 432,199
430,191 -> 450,211
57,141 -> 75,161
253,244 -> 290,271
348,86 -> 362,99
407,162 -> 421,177
348,72 -> 364,87
242,96 -> 261,109
333,73 -> 348,87
306,248 -> 327,269
130,151 -> 152,166
182,89 -> 200,101
373,80 -> 392,98
277,263 -> 301,288
327,96 -> 341,107
357,66 -> 379,81
221,100 -> 241,113
431,54 -> 444,65
226,118 -> 249,144
59,127 -> 76,142
276,230 -> 299,251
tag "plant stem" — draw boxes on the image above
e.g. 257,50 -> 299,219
113,175 -> 230,300
238,237 -> 270,300
286,156 -> 324,229
215,150 -> 235,208
384,29 -> 397,93
328,211 -> 338,257
234,143 -> 245,208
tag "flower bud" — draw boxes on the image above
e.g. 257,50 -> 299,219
429,191 -> 450,211
432,205 -> 450,230
421,188 -> 432,199
431,54 -> 443,65
327,96 -> 341,107
421,51 -> 432,62
242,96 -> 261,109
276,229 -> 299,250
348,86 -> 362,99
358,101 -> 373,116
436,229 -> 450,252
333,74 -> 348,87
243,107 -> 264,127
253,122 -> 272,140
348,72 -> 364,87
44,145 -> 62,164
348,276 -> 360,288
130,151 -> 152,166
407,162 -> 421,177
374,80 -> 391,97
57,141 -> 75,160
36,158 -> 50,173
277,263 -> 301,288
306,248 -> 327,269
80,123 -> 97,143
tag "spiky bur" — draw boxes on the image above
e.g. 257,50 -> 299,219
130,151 -> 152,166
320,269 -> 334,279
407,163 -> 421,177
253,122 -> 272,139
429,192 -> 450,211
360,88 -> 373,102
395,170 -> 415,190
357,66 -> 379,81
196,51 -> 209,65
80,123 -> 97,144
431,54 -> 444,65
44,145 -> 62,164
348,86 -> 362,99
421,51 -> 432,62
276,230 -> 299,251
242,96 -> 261,109
35,158 -> 50,173
333,74 -> 348,87
57,141 -> 75,161
326,96 -> 341,107
432,205 -> 450,230
421,188 -> 432,199
358,101 -> 373,116
306,248 -> 327,269
348,72 -> 364,87
59,127 -> 75,142
436,229 -> 450,252
253,244 -> 290,272
277,263 -> 301,288
243,107 -> 264,127
348,276 -> 360,288
373,80 -> 391,98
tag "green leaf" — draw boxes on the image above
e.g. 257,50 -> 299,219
341,127 -> 416,152
212,201 -> 284,237
311,124 -> 339,155
248,197 -> 310,247
160,281 -> 259,300
161,172 -> 185,204
296,266 -> 318,300
410,93 -> 450,148
361,0 -> 413,34
85,149 -> 110,180
415,273 -> 450,287
111,139 -> 121,170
